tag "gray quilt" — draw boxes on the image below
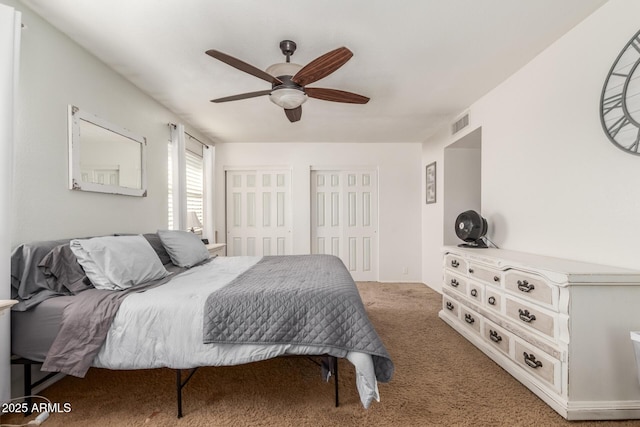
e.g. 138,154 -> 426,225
203,254 -> 394,382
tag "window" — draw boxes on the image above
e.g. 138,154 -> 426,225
167,124 -> 209,234
185,139 -> 204,231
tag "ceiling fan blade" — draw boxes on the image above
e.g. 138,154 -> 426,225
285,106 -> 302,122
210,90 -> 271,103
305,87 -> 370,104
291,47 -> 353,86
206,50 -> 282,85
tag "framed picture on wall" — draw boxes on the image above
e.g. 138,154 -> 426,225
426,162 -> 436,204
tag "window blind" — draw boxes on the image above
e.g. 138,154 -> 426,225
185,148 -> 204,227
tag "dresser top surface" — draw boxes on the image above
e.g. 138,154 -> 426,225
444,246 -> 640,284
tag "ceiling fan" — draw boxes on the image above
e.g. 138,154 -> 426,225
206,40 -> 369,123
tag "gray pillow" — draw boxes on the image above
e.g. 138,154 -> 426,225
142,233 -> 173,265
157,229 -> 210,268
39,243 -> 93,294
70,235 -> 169,290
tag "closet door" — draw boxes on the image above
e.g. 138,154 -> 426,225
225,170 -> 291,256
311,169 -> 378,281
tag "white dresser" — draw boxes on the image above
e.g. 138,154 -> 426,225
439,246 -> 640,420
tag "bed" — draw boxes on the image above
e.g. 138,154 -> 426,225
10,231 -> 394,417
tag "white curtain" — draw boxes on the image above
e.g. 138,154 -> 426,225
169,123 -> 186,231
203,145 -> 215,243
0,3 -> 21,404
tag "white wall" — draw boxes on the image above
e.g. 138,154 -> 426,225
443,128 -> 482,246
216,142 -> 423,282
423,0 -> 640,291
6,0 -> 210,247
422,126 -> 447,289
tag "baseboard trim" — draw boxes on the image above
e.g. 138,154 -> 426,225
31,373 -> 65,395
566,401 -> 640,420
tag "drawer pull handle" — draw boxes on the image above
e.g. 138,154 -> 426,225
489,330 -> 502,343
446,301 -> 454,311
517,280 -> 535,293
468,268 -> 474,274
488,296 -> 496,305
523,352 -> 543,369
451,260 -> 459,268
470,289 -> 478,297
464,314 -> 475,324
518,309 -> 536,323
494,276 -> 500,282
450,278 -> 459,287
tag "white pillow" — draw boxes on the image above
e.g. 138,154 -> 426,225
157,229 -> 210,268
70,235 -> 169,290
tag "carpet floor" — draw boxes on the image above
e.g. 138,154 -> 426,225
2,282 -> 640,426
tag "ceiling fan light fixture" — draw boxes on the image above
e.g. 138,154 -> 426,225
266,62 -> 302,77
269,88 -> 308,109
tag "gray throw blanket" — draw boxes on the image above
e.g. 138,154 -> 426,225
203,255 -> 394,382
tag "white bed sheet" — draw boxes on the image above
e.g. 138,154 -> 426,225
93,256 -> 380,408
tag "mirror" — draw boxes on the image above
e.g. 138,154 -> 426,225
68,105 -> 147,197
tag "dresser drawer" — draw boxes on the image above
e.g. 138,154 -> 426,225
444,272 -> 467,295
442,295 -> 460,318
483,319 -> 510,356
459,306 -> 481,334
505,297 -> 556,340
445,253 -> 468,273
485,287 -> 502,313
504,270 -> 555,308
468,263 -> 502,286
514,340 -> 561,392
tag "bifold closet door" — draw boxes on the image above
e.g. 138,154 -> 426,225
311,170 -> 378,281
225,170 -> 292,257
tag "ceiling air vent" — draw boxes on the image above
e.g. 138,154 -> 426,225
451,113 -> 469,135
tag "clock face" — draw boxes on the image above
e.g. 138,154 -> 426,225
600,29 -> 640,155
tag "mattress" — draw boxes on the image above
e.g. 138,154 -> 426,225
11,295 -> 75,362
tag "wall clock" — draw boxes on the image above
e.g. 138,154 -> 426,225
600,29 -> 640,155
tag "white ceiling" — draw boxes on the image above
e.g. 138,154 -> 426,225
21,0 -> 608,144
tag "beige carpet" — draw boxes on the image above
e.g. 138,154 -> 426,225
2,282 -> 640,426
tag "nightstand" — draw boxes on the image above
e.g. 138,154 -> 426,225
206,243 -> 226,257
0,300 -> 17,317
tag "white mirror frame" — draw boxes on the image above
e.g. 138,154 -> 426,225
68,105 -> 147,197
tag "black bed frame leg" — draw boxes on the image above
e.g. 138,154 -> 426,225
333,356 -> 339,407
176,370 -> 183,418
11,358 -> 58,417
23,363 -> 32,416
175,367 -> 199,418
